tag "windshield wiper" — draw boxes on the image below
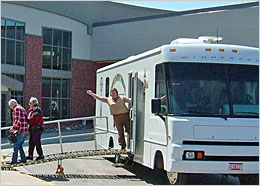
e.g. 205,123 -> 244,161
168,112 -> 229,120
234,112 -> 259,116
185,110 -> 213,115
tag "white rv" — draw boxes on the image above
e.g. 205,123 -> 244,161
95,37 -> 259,184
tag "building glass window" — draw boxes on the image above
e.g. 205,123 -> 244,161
43,28 -> 52,45
42,27 -> 72,71
1,19 -> 6,38
63,31 -> 71,48
16,41 -> 25,66
16,22 -> 25,41
43,46 -> 52,69
6,40 -> 15,65
42,78 -> 51,97
53,30 -> 62,46
62,79 -> 71,98
53,47 -> 62,70
42,77 -> 71,120
1,39 -> 5,63
62,48 -> 71,71
6,20 -> 15,39
1,18 -> 25,66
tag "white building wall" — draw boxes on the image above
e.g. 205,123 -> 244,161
1,3 -> 91,60
92,6 -> 259,61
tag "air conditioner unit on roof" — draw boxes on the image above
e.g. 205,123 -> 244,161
171,36 -> 223,44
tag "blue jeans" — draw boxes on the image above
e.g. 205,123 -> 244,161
12,132 -> 28,163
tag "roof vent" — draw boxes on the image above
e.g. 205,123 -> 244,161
170,38 -> 204,44
198,36 -> 223,43
171,36 -> 223,44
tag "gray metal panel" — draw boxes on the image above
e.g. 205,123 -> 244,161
92,6 -> 259,61
1,74 -> 23,91
1,64 -> 25,75
42,69 -> 72,79
5,1 -> 172,25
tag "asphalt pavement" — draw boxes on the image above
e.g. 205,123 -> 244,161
1,130 -> 242,185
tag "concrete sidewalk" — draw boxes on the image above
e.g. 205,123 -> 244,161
1,171 -> 55,185
1,140 -> 97,185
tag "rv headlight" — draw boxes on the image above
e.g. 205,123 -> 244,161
184,151 -> 195,160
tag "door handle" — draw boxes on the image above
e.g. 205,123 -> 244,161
130,108 -> 133,121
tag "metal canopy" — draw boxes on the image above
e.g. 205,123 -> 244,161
5,1 -> 172,26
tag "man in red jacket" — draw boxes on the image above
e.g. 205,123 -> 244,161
27,97 -> 44,160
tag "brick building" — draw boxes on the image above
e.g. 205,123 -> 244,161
1,1 -> 259,127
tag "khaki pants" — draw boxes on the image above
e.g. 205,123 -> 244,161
113,112 -> 130,149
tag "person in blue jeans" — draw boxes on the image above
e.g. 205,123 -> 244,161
7,99 -> 29,164
12,132 -> 28,163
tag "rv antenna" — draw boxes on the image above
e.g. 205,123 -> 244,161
217,26 -> 219,43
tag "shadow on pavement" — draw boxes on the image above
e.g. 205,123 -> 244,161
104,157 -> 241,185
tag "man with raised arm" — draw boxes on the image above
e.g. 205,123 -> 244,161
86,88 -> 131,150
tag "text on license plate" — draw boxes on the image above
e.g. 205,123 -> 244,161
229,163 -> 243,170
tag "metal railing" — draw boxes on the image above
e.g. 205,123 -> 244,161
1,116 -> 109,154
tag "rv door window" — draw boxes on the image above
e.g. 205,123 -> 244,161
105,77 -> 109,97
155,64 -> 168,114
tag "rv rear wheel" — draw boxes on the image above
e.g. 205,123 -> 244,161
167,172 -> 188,185
239,174 -> 259,185
115,153 -> 121,163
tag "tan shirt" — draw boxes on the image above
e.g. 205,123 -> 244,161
93,94 -> 131,115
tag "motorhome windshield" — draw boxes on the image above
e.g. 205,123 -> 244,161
164,63 -> 259,118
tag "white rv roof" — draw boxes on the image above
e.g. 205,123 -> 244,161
161,43 -> 259,65
97,42 -> 259,73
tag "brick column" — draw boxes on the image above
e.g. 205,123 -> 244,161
71,60 -> 112,118
24,35 -> 43,111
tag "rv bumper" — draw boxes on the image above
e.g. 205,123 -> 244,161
167,144 -> 259,174
168,160 -> 259,174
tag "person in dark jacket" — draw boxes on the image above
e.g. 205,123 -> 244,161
27,97 -> 44,160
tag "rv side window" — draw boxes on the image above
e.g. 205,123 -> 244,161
155,64 -> 167,114
105,77 -> 109,97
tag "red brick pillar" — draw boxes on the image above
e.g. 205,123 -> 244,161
71,60 -> 98,118
71,60 -> 112,118
24,35 -> 43,111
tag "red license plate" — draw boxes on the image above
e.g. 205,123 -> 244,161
229,163 -> 243,171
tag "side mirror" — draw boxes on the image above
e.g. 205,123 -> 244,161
151,98 -> 161,114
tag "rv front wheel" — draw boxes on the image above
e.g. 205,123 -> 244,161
167,172 -> 188,185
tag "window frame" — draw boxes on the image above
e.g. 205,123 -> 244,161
42,77 -> 71,120
1,18 -> 25,66
42,27 -> 72,71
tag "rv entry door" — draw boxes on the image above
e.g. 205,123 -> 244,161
128,72 -> 138,153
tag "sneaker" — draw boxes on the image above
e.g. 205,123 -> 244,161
26,156 -> 33,160
36,155 -> 44,160
6,161 -> 17,164
18,160 -> 27,163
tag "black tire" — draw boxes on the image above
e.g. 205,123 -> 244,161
154,152 -> 188,185
124,153 -> 134,167
239,174 -> 259,185
115,153 -> 121,164
167,172 -> 189,185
